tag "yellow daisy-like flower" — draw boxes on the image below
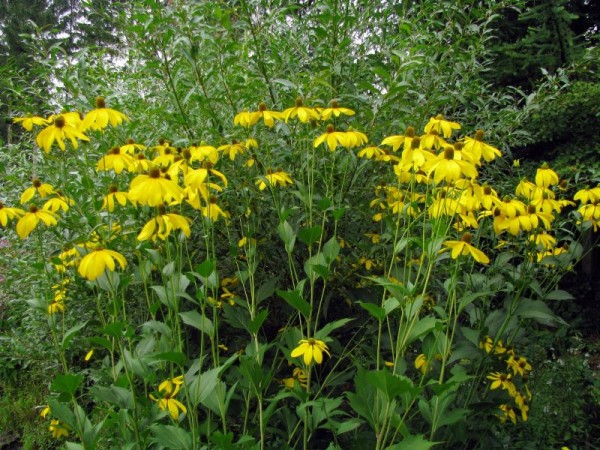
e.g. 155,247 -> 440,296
442,232 -> 490,264
318,100 -> 355,121
414,353 -> 429,374
281,367 -> 309,388
0,202 -> 25,227
137,207 -> 191,241
120,138 -> 146,155
425,147 -> 477,184
20,179 -> 55,204
97,147 -> 136,174
13,115 -> 49,131
189,144 -> 219,165
282,97 -> 320,123
128,168 -> 186,207
218,140 -> 246,161
535,163 -> 559,188
255,169 -> 293,191
35,115 -> 89,153
424,114 -> 461,138
234,110 -> 261,127
102,186 -> 132,212
48,299 -> 65,315
487,372 -> 514,392
80,97 -> 129,131
574,185 -> 600,205
150,376 -> 187,420
462,130 -> 502,164
381,126 -> 416,152
290,338 -> 330,365
200,197 -> 230,222
77,247 -> 127,281
42,191 -> 75,213
506,355 -> 532,376
49,419 -> 69,439
16,205 -> 58,239
498,404 -> 517,425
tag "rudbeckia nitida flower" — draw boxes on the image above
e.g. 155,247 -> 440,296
424,147 -> 477,184
35,115 -> 89,153
77,247 -> 127,281
535,163 -> 559,188
462,130 -> 502,164
442,232 -> 490,264
16,205 -> 58,239
424,114 -> 461,138
150,376 -> 187,420
200,197 -> 230,222
13,115 -> 49,131
128,168 -> 186,207
282,97 -> 320,123
80,97 -> 129,131
0,202 -> 25,227
137,206 -> 191,241
102,186 -> 132,212
20,179 -> 55,204
255,169 -> 293,190
97,147 -> 136,173
381,126 -> 416,152
318,100 -> 355,121
291,338 -> 330,365
49,419 -> 69,438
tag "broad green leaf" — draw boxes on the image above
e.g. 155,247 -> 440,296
150,425 -> 193,450
298,225 -> 323,246
358,301 -> 385,321
179,310 -> 214,337
277,289 -> 310,318
52,374 -> 84,397
62,321 -> 88,350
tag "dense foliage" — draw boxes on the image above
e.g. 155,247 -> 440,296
1,1 -> 599,449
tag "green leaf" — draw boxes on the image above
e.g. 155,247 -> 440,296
545,289 -> 574,301
358,301 -> 385,321
298,225 -> 323,245
179,311 -> 214,337
147,351 -> 187,366
278,221 -> 296,253
365,369 -> 417,400
248,309 -> 268,334
90,385 -> 134,409
514,299 -> 567,326
150,425 -> 193,450
277,289 -> 310,318
52,374 -> 84,397
323,237 -> 340,264
315,318 -> 353,340
62,321 -> 88,350
256,277 -> 278,304
388,434 -> 439,450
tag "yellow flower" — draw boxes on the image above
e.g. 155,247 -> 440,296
461,130 -> 502,164
13,115 -> 49,131
49,419 -> 69,438
35,115 -> 89,153
200,197 -> 230,222
506,355 -> 532,376
218,140 -> 246,161
574,185 -> 600,205
424,114 -> 461,138
137,207 -> 191,241
39,405 -> 51,419
42,192 -> 75,213
424,147 -> 477,184
535,163 -> 559,188
150,376 -> 187,420
314,124 -> 352,151
20,179 -> 55,204
442,233 -> 490,264
256,169 -> 293,190
381,126 -> 416,152
319,100 -> 355,121
281,367 -> 309,388
120,138 -> 146,154
97,147 -> 136,173
235,103 -> 282,128
102,186 -> 131,212
487,372 -> 514,391
291,338 -> 330,365
282,97 -> 320,123
47,300 -> 65,315
190,144 -> 219,165
498,404 -> 517,425
415,353 -> 429,374
128,168 -> 186,207
16,205 -> 58,239
80,97 -> 129,131
0,202 -> 25,227
77,247 -> 127,281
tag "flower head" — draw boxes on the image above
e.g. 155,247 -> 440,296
80,97 -> 129,131
35,115 -> 89,153
77,247 -> 127,281
290,338 -> 330,365
16,205 -> 58,239
150,376 -> 187,420
442,233 -> 490,264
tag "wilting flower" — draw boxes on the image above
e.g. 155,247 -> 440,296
281,367 -> 309,388
137,206 -> 191,241
291,338 -> 330,365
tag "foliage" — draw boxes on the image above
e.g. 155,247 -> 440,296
1,1 -> 599,449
